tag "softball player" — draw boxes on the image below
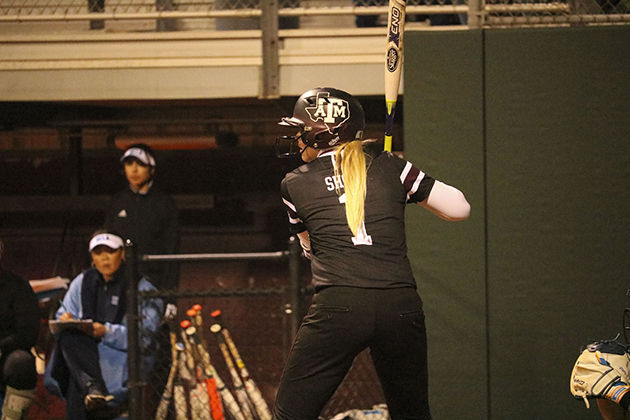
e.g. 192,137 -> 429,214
274,88 -> 471,420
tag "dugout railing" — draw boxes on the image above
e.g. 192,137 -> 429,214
123,236 -> 304,420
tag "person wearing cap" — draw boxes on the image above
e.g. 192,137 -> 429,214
104,143 -> 180,309
0,237 -> 40,420
44,230 -> 164,419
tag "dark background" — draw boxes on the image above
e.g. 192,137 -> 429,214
1,24 -> 629,420
0,96 -> 400,418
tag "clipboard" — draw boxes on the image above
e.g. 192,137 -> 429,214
49,319 -> 94,336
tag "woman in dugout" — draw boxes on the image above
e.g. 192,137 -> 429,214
105,143 -> 180,311
273,87 -> 471,420
45,230 -> 164,420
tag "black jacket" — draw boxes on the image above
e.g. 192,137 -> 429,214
0,267 -> 40,357
104,185 -> 180,290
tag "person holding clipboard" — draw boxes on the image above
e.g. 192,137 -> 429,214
45,230 -> 164,420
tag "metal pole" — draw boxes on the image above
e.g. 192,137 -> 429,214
141,250 -> 288,262
467,0 -> 484,28
260,0 -> 280,99
125,240 -> 142,420
287,236 -> 302,342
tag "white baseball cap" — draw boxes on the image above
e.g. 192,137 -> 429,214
120,147 -> 156,167
89,233 -> 124,252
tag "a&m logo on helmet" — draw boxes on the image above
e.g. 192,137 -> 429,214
305,92 -> 350,135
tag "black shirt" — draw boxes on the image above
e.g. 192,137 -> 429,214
281,147 -> 435,290
0,267 -> 40,356
104,186 -> 180,290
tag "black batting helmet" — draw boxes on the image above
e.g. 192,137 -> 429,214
279,87 -> 365,151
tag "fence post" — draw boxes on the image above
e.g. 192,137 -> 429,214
125,240 -> 142,420
287,236 -> 302,342
467,0 -> 484,28
260,0 -> 280,99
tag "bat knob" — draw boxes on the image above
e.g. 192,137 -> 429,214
211,309 -> 221,318
180,320 -> 191,328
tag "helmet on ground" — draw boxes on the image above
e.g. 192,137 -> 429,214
279,87 -> 365,151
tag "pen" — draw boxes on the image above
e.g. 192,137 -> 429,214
58,299 -> 71,319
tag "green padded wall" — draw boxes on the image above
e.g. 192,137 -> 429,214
404,26 -> 630,419
485,26 -> 630,420
404,29 -> 488,420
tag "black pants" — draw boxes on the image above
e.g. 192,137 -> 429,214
0,349 -> 37,390
273,286 -> 432,420
53,330 -> 108,420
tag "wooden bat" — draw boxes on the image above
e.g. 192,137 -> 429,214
384,0 -> 406,152
191,304 -> 206,341
200,350 -> 246,420
190,382 -> 212,420
210,322 -> 257,420
180,321 -> 197,373
174,343 -> 191,420
185,309 -> 247,420
180,320 -> 212,420
186,306 -> 226,420
211,310 -> 272,420
155,320 -> 179,420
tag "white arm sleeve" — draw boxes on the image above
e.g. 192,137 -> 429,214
419,180 -> 471,221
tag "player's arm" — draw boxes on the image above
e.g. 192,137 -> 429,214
394,154 -> 469,221
281,175 -> 312,258
419,180 -> 470,221
296,230 -> 312,260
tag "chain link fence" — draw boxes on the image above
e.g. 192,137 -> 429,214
139,290 -> 288,420
138,292 -> 387,419
125,241 -> 387,420
1,0 -> 627,28
484,0 -> 629,26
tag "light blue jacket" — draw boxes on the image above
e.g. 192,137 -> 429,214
49,271 -> 164,402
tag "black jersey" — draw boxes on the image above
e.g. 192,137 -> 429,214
281,146 -> 435,290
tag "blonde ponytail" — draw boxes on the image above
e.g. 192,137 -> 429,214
334,140 -> 367,237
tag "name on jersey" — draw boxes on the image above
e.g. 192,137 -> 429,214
325,175 -> 344,191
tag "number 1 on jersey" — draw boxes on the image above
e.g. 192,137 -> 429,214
338,193 -> 373,246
